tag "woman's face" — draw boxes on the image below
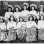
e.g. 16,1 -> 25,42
24,6 -> 27,10
11,16 -> 13,21
32,7 -> 34,10
0,18 -> 3,23
41,16 -> 43,20
8,8 -> 11,12
20,18 -> 23,22
16,8 -> 19,12
30,16 -> 33,21
40,7 -> 43,11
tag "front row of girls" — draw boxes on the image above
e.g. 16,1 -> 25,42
0,14 -> 44,42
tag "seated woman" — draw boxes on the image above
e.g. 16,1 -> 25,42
0,16 -> 6,41
4,5 -> 13,21
7,15 -> 17,41
17,17 -> 26,41
38,15 -> 44,40
26,15 -> 38,42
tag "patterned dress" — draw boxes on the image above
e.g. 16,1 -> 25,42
0,22 -> 6,41
7,21 -> 17,41
26,21 -> 38,41
17,22 -> 26,40
38,20 -> 44,40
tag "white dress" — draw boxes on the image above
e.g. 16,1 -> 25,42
26,21 -> 38,41
14,12 -> 22,21
29,10 -> 39,19
4,12 -> 13,20
17,22 -> 26,40
38,20 -> 44,40
0,22 -> 6,41
7,21 -> 17,41
21,10 -> 30,21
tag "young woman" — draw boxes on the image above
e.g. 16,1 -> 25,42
38,5 -> 44,16
4,5 -> 13,21
0,16 -> 6,41
26,15 -> 38,42
29,4 -> 39,20
21,3 -> 30,21
7,15 -> 17,41
14,5 -> 22,22
38,15 -> 44,40
17,17 -> 26,41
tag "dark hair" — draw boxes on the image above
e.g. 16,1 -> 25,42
28,15 -> 34,21
19,17 -> 25,22
13,7 -> 21,12
39,7 -> 44,12
39,16 -> 44,20
8,16 -> 16,22
7,7 -> 12,12
30,6 -> 36,11
21,5 -> 28,11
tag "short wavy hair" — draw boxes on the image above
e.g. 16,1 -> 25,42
8,16 -> 16,22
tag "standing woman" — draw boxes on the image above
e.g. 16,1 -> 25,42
30,4 -> 39,20
38,5 -> 44,16
7,15 -> 17,41
14,5 -> 22,22
38,15 -> 44,40
4,5 -> 13,21
21,3 -> 30,21
26,15 -> 38,42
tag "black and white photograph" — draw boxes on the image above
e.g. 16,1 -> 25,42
0,0 -> 44,43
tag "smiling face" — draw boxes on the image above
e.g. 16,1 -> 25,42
16,8 -> 19,12
23,5 -> 27,10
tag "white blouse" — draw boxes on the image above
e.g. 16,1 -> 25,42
14,12 -> 22,19
29,10 -> 39,19
0,22 -> 6,30
21,10 -> 30,17
5,12 -> 13,19
26,21 -> 38,28
17,22 -> 26,29
38,20 -> 44,29
7,21 -> 17,30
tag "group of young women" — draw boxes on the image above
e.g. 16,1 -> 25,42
0,2 -> 44,42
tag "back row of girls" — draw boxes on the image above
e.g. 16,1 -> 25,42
4,3 -> 44,22
0,3 -> 44,42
